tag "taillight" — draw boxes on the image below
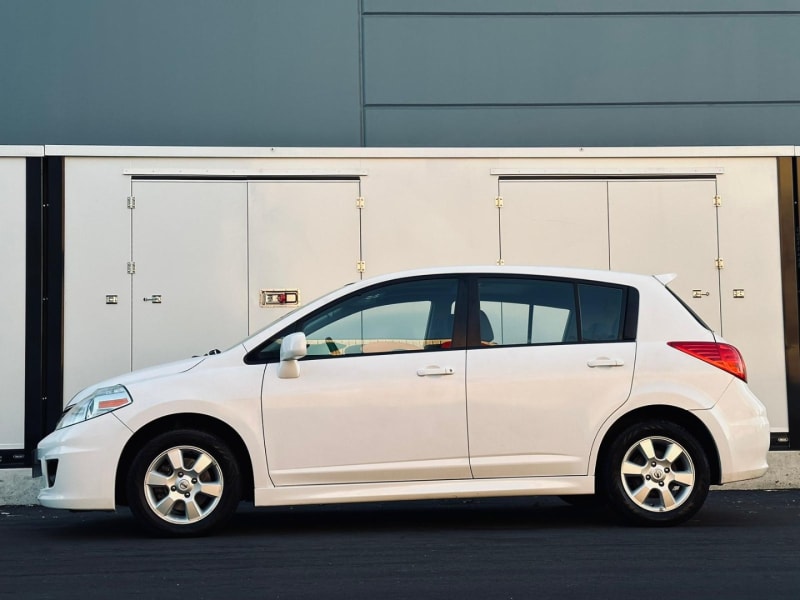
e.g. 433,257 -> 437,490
667,341 -> 747,382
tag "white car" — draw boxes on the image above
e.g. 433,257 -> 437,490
37,267 -> 770,536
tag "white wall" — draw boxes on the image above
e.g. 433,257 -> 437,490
58,148 -> 790,431
0,158 -> 28,449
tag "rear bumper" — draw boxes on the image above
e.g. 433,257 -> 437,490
695,379 -> 770,484
37,414 -> 132,510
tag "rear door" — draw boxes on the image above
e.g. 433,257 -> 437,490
466,276 -> 636,478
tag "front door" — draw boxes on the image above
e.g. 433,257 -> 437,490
260,277 -> 471,486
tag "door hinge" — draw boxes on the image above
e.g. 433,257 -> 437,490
356,196 -> 365,209
713,195 -> 721,207
495,196 -> 504,208
715,258 -> 724,270
127,196 -> 136,209
127,261 -> 136,274
356,260 -> 366,273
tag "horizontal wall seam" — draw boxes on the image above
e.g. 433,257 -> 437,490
363,11 -> 800,17
366,101 -> 800,109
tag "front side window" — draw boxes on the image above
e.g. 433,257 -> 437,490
252,278 -> 459,362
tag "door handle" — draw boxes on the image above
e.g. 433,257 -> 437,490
416,366 -> 455,377
143,295 -> 162,304
587,358 -> 625,368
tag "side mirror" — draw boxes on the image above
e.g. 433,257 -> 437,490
278,332 -> 307,379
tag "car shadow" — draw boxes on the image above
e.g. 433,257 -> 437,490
34,491 -> 776,540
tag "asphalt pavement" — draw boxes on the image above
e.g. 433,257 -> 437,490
2,491 -> 800,599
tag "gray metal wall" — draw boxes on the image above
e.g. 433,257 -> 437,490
2,0 -> 800,147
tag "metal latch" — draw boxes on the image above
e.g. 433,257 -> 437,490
143,295 -> 162,303
692,290 -> 710,298
260,289 -> 300,308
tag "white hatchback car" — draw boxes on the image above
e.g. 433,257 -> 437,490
37,267 -> 769,536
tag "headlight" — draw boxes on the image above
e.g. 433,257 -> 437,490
56,385 -> 133,430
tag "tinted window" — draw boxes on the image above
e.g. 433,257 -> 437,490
478,278 -> 578,346
578,284 -> 625,342
253,278 -> 459,361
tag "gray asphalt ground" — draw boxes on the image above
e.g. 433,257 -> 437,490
2,491 -> 800,600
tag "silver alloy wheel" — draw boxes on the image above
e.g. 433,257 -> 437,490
619,436 -> 695,513
143,445 -> 224,525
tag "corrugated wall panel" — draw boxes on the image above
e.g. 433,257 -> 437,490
0,0 -> 362,146
364,105 -> 800,147
363,15 -> 800,104
2,1 -> 800,147
362,1 -> 800,146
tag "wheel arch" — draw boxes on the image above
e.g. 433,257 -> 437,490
594,405 -> 722,486
115,413 -> 255,505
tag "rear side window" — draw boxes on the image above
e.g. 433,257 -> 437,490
578,284 -> 624,342
477,277 -> 636,347
478,278 -> 578,345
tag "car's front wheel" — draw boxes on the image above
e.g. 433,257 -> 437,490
126,430 -> 241,536
601,420 -> 710,526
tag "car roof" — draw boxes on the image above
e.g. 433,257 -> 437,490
354,265 -> 663,288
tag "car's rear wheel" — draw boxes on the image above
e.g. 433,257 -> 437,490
126,430 -> 241,536
601,420 -> 710,526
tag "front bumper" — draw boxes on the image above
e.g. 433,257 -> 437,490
37,413 -> 133,510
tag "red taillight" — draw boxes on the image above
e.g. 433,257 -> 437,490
667,341 -> 747,381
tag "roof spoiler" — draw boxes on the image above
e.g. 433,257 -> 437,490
654,273 -> 677,285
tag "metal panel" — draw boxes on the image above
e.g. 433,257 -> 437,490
365,0 -> 800,13
359,160 -> 497,275
715,159 -> 789,433
63,158 -> 134,402
498,180 -> 610,269
364,14 -> 800,105
131,181 -> 248,370
365,105 -> 800,148
247,180 -> 362,332
608,180 -> 721,333
0,159 -> 27,450
0,1 -> 361,147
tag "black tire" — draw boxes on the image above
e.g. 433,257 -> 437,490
600,420 -> 710,526
126,429 -> 241,537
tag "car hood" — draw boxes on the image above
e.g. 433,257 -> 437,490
66,356 -> 207,407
